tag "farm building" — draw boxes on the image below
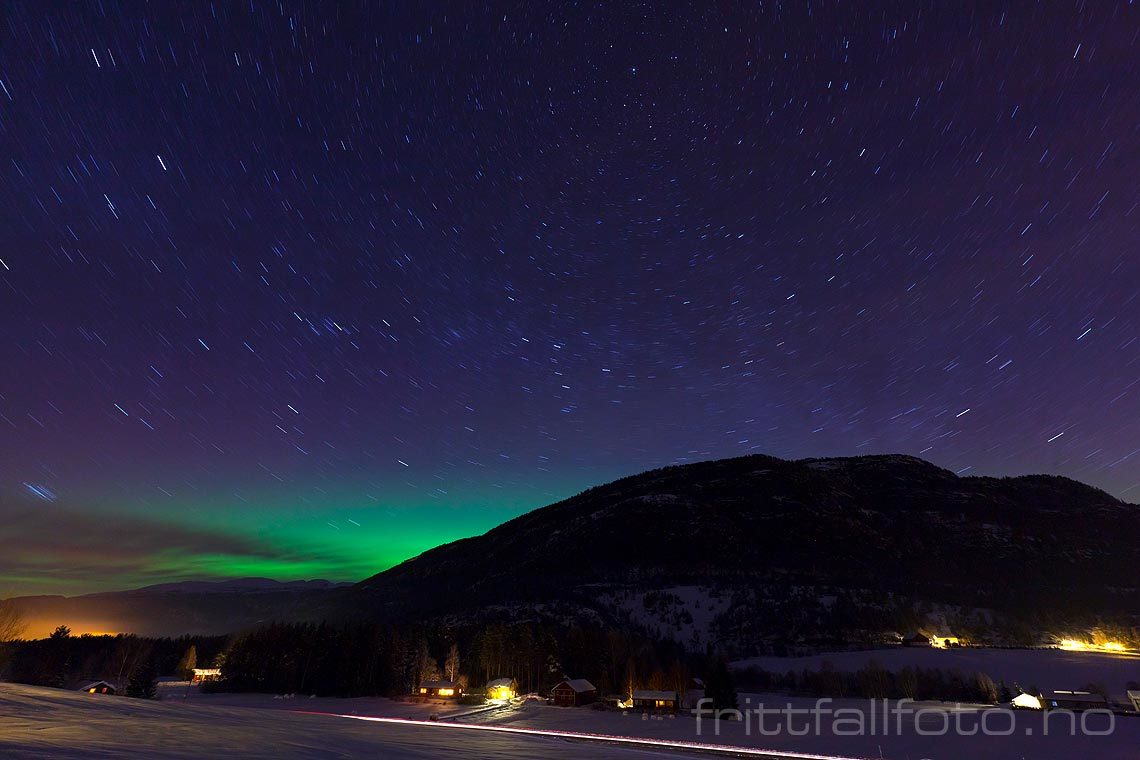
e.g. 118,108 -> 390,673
486,677 -> 517,701
682,677 -> 706,709
1046,690 -> 1108,711
631,689 -> 678,711
550,679 -> 597,706
417,680 -> 461,698
901,632 -> 931,647
191,668 -> 221,683
74,680 -> 116,695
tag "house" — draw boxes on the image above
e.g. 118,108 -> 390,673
486,677 -> 517,701
550,679 -> 597,706
1011,691 -> 1043,710
191,668 -> 221,684
632,689 -> 678,711
902,632 -> 931,647
75,680 -> 116,695
682,677 -> 706,710
417,680 -> 461,698
1046,690 -> 1108,711
1127,690 -> 1140,713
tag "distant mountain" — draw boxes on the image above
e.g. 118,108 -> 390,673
5,578 -> 349,638
10,454 -> 1138,648
348,454 -> 1140,652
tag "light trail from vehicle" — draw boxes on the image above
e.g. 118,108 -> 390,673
302,711 -> 872,760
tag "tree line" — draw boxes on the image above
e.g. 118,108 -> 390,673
736,660 -> 1011,703
213,620 -> 735,703
1,625 -> 226,695
1,619 -> 738,707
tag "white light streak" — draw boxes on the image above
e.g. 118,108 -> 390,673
310,712 -> 868,760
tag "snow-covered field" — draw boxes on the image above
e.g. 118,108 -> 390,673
0,682 -> 711,760
4,679 -> 1139,760
733,647 -> 1140,697
466,693 -> 1140,760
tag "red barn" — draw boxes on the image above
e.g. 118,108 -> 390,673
551,678 -> 597,706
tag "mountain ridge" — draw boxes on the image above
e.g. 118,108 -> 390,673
347,453 -> 1138,650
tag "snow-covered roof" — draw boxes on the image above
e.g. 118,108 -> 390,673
1048,690 -> 1106,704
75,680 -> 115,691
555,678 -> 595,692
486,677 -> 514,688
419,680 -> 459,689
632,690 -> 677,700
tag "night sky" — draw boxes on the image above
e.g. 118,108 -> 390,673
2,3 -> 1139,597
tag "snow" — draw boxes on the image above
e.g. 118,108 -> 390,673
6,681 -> 1137,760
633,690 -> 680,700
732,647 -> 1140,698
461,692 -> 1140,760
601,585 -> 733,648
0,683 -> 698,759
558,678 -> 596,692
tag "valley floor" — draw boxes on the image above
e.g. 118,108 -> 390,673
4,675 -> 1139,760
0,682 -> 706,760
732,646 -> 1140,697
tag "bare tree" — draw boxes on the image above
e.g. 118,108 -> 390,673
0,598 -> 26,642
444,642 -> 460,683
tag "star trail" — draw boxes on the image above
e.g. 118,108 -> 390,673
2,2 -> 1138,595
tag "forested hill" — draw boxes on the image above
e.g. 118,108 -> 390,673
350,454 -> 1139,640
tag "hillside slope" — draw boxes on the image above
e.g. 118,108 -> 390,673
351,454 -> 1140,647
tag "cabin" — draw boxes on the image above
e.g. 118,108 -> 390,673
632,689 -> 678,711
191,668 -> 221,684
75,680 -> 116,695
1046,690 -> 1108,711
1011,691 -> 1043,710
682,678 -> 706,710
417,680 -> 461,698
550,679 -> 597,706
1127,690 -> 1140,713
901,632 -> 931,647
486,677 -> 517,701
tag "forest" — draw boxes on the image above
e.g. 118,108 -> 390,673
1,620 -> 736,706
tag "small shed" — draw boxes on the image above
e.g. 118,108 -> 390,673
486,677 -> 517,701
551,678 -> 597,706
632,689 -> 678,711
76,680 -> 116,695
418,680 -> 460,698
1046,690 -> 1108,711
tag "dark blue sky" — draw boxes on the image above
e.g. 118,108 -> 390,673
2,2 -> 1138,595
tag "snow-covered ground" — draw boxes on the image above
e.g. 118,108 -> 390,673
600,585 -> 733,648
0,683 -> 708,759
732,647 -> 1140,698
5,680 -> 1139,760
463,694 -> 1140,760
